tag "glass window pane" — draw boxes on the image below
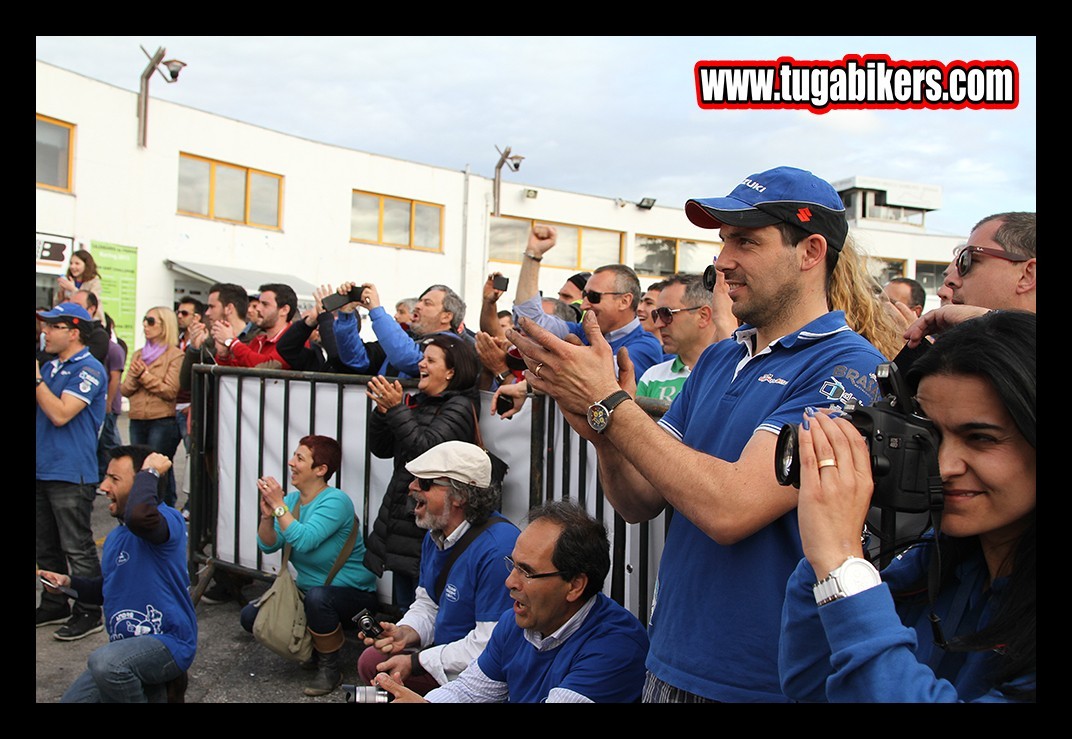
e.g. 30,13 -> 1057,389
413,203 -> 441,250
36,119 -> 70,189
634,236 -> 676,277
868,257 -> 904,288
351,192 -> 380,241
914,261 -> 946,298
677,240 -> 721,274
382,198 -> 411,246
581,229 -> 622,270
249,172 -> 280,227
177,156 -> 210,215
215,164 -> 246,221
544,225 -> 579,269
489,217 -> 529,261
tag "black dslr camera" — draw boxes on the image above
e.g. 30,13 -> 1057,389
774,362 -> 943,514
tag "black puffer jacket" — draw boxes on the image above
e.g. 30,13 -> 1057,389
363,387 -> 478,580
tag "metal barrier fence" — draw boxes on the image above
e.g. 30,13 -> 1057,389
187,364 -> 668,624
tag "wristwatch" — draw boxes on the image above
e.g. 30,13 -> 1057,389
523,251 -> 543,262
36,377 -> 43,387
813,556 -> 881,606
587,390 -> 631,434
272,504 -> 289,519
494,370 -> 512,384
223,337 -> 235,349
145,467 -> 161,479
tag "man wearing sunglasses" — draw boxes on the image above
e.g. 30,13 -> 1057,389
356,440 -> 519,695
635,273 -> 727,404
36,302 -> 107,641
372,500 -> 648,703
509,166 -> 886,703
904,211 -> 1035,350
511,225 -> 664,380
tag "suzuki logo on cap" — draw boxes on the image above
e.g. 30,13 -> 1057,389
741,178 -> 767,192
796,207 -> 813,223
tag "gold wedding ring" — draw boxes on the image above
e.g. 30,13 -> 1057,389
817,459 -> 837,469
533,362 -> 544,380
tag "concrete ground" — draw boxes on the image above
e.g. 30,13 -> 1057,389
35,415 -> 371,703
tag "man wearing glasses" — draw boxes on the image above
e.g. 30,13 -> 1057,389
511,225 -> 664,380
904,211 -> 1035,349
508,166 -> 886,702
356,440 -> 519,695
635,273 -> 733,405
35,303 -> 107,641
372,500 -> 648,703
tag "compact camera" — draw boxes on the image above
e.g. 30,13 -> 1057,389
353,608 -> 384,639
774,362 -> 943,514
342,684 -> 391,703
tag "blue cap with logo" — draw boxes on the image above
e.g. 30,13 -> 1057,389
685,166 -> 848,254
36,302 -> 92,325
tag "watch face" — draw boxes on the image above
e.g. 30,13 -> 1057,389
273,506 -> 286,518
840,559 -> 881,591
588,403 -> 610,432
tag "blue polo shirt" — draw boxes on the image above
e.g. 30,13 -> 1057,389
649,310 -> 884,702
37,348 -> 106,484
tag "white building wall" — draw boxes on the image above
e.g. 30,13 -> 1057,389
37,60 -> 963,325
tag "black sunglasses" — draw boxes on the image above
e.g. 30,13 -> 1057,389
651,306 -> 702,326
142,316 -> 157,326
954,245 -> 1030,277
415,477 -> 454,491
176,309 -> 192,317
582,290 -> 627,304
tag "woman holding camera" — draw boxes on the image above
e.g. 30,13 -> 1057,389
241,434 -> 378,696
779,310 -> 1035,702
363,333 -> 481,613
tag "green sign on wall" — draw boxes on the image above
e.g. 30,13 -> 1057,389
90,241 -> 138,365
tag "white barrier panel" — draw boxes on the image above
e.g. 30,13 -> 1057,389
212,378 -> 662,614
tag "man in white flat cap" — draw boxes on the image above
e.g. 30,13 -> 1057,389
355,440 -> 519,695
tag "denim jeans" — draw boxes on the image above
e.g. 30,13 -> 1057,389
60,635 -> 182,703
35,479 -> 102,617
97,412 -> 123,481
240,584 -> 379,636
128,417 -> 181,507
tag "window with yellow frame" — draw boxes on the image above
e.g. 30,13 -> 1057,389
350,190 -> 443,251
489,216 -> 622,269
177,153 -> 283,229
634,234 -> 721,278
37,114 -> 74,193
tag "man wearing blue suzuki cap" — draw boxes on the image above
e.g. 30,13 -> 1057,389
36,302 -> 107,641
507,166 -> 885,702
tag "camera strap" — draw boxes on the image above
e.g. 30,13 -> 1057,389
433,515 -> 511,603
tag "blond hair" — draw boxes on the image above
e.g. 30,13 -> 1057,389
828,236 -> 905,360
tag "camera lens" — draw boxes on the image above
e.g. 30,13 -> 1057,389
774,423 -> 800,488
345,685 -> 390,703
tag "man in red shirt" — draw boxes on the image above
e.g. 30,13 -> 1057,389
212,283 -> 297,369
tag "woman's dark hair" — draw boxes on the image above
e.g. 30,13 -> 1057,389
68,249 -> 100,282
298,434 -> 342,483
904,309 -> 1036,700
420,333 -> 480,393
527,500 -> 610,600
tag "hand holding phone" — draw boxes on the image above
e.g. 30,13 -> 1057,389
321,286 -> 365,313
492,274 -> 509,292
40,575 -> 78,599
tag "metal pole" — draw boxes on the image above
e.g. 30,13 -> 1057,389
138,46 -> 166,148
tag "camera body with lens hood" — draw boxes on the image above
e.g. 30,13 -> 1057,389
774,362 -> 943,514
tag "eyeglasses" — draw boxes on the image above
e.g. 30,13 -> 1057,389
582,290 -> 627,304
954,245 -> 1030,277
176,310 -> 192,317
415,477 -> 454,492
651,306 -> 702,326
142,316 -> 157,326
503,555 -> 563,581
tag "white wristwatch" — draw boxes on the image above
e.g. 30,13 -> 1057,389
813,557 -> 881,606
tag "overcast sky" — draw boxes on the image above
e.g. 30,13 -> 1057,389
36,36 -> 1035,238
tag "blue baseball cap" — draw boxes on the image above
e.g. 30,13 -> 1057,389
685,166 -> 848,253
37,302 -> 92,324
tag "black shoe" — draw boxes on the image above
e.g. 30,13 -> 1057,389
53,612 -> 104,641
199,581 -> 234,605
303,651 -> 342,696
36,604 -> 71,628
